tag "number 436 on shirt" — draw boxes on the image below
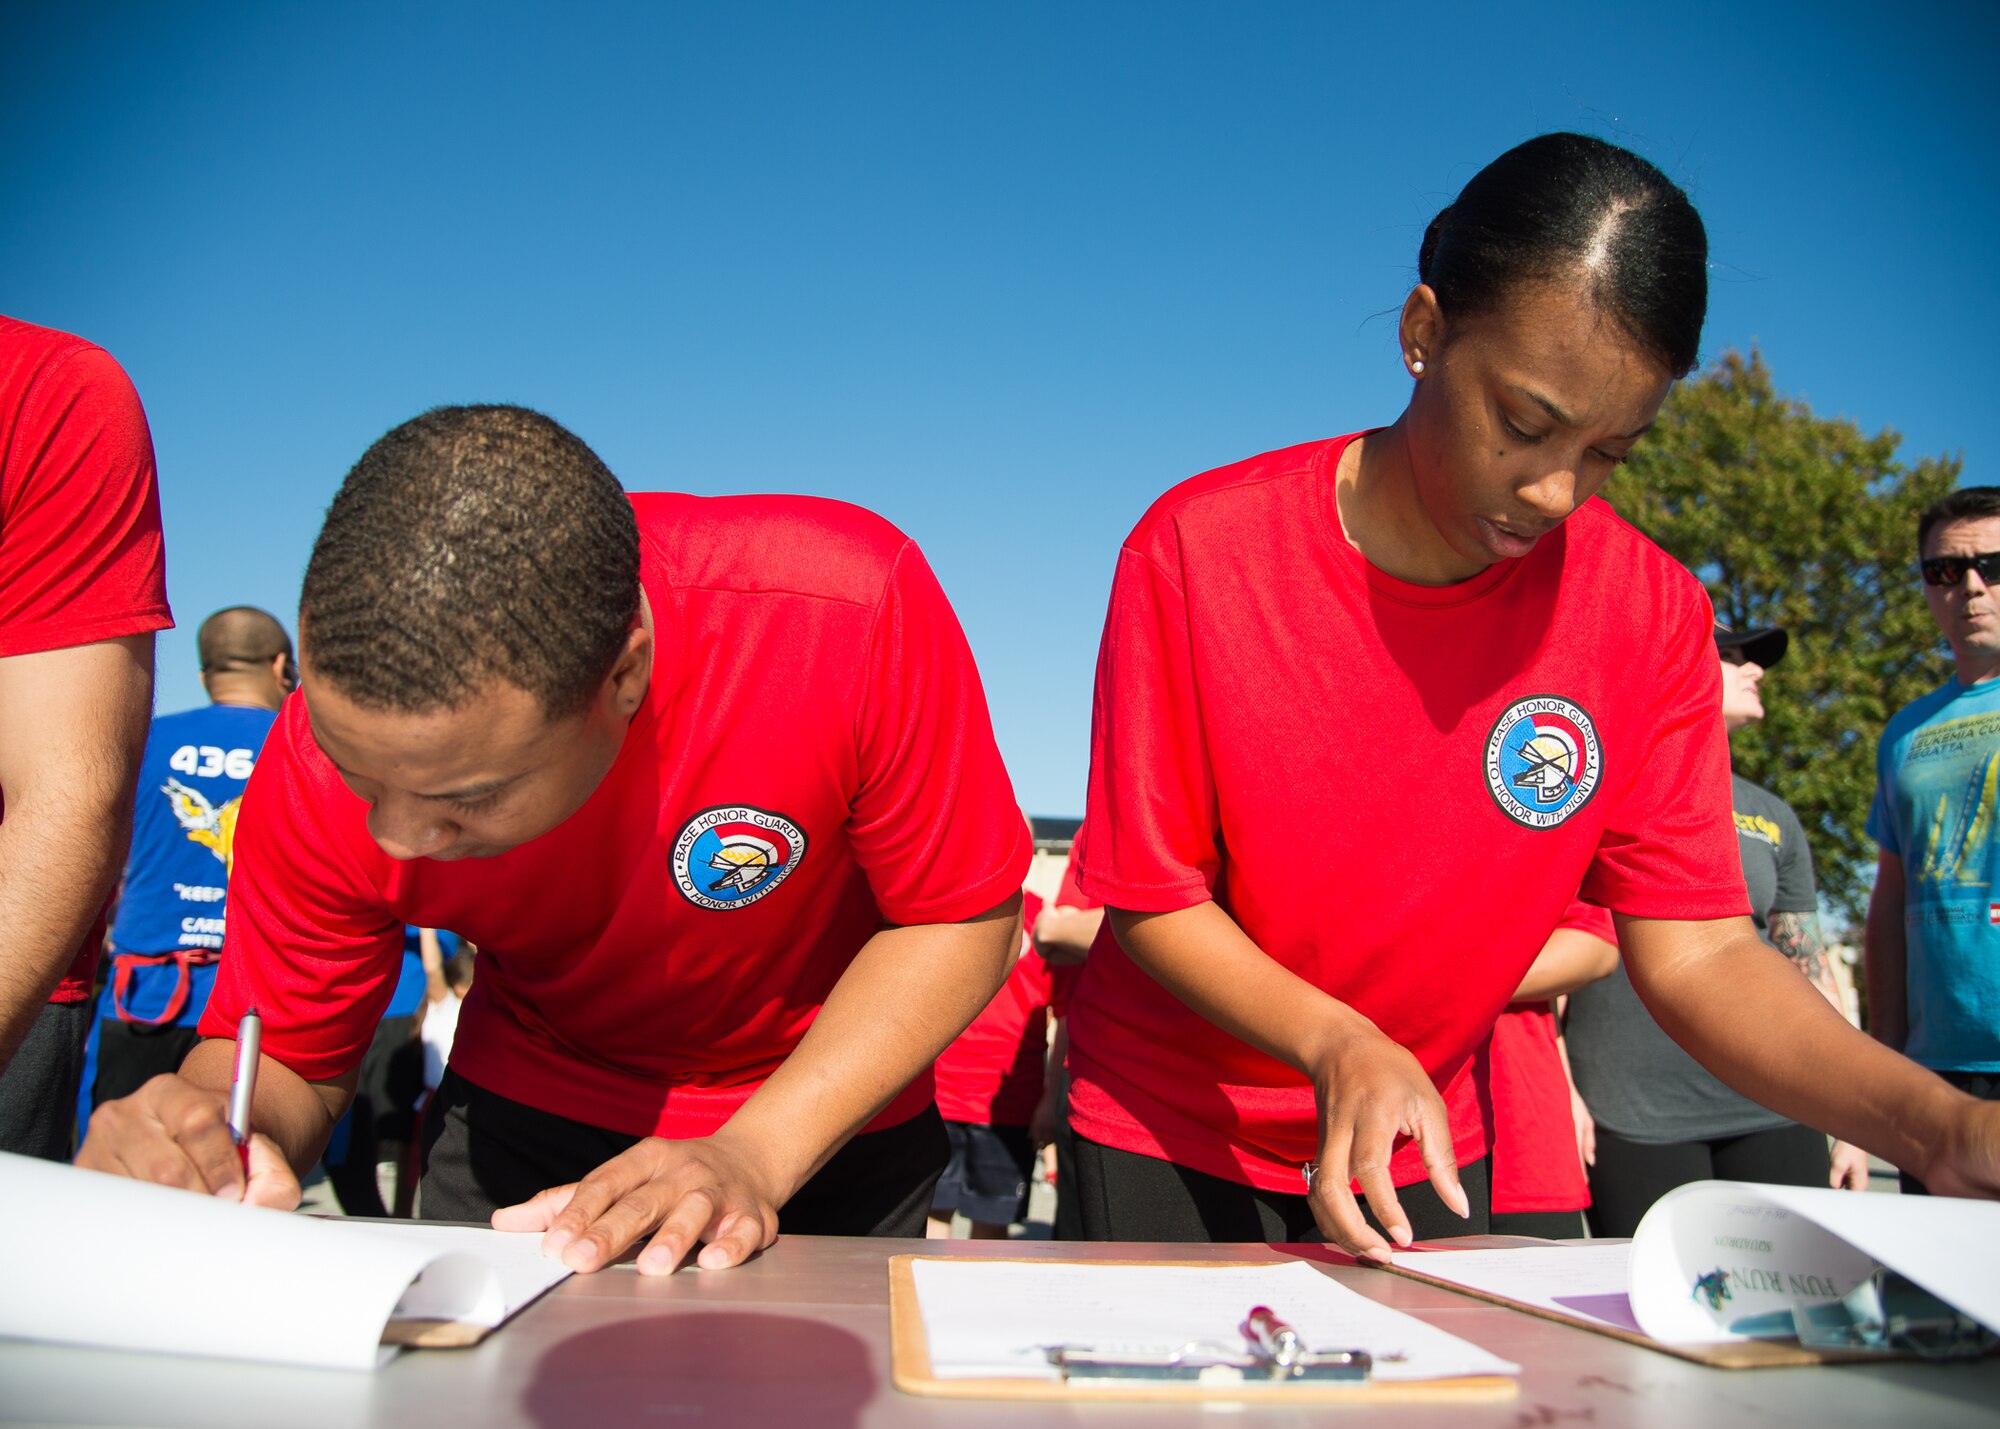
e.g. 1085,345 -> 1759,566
167,744 -> 256,780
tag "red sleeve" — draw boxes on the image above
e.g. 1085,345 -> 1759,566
1053,850 -> 1101,910
1073,539 -> 1217,911
197,701 -> 405,1080
1556,896 -> 1616,945
0,338 -> 172,656
847,541 -> 1031,924
1579,591 -> 1749,920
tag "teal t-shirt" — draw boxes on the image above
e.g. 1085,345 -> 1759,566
1867,676 -> 2000,1071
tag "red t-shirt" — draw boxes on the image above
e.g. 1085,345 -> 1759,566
1479,900 -> 1615,1215
201,493 -> 1030,1139
935,890 -> 1065,1127
0,317 -> 174,1002
1053,850 -> 1101,912
1068,433 -> 1748,1194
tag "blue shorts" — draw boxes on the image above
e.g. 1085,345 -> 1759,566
931,1120 -> 1034,1226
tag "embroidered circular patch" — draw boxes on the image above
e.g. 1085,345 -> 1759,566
670,805 -> 807,910
1483,695 -> 1604,829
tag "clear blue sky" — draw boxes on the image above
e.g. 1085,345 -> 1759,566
5,2 -> 1994,814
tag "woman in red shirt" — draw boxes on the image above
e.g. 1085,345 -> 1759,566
1065,132 -> 2000,1259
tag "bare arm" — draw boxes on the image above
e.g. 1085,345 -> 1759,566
1863,850 -> 1908,1052
1108,901 -> 1465,1262
1512,926 -> 1617,1002
1768,909 -> 1844,1009
1033,903 -> 1105,966
497,893 -> 1021,1273
0,636 -> 154,1067
1765,907 -> 1870,1189
1619,912 -> 1994,1194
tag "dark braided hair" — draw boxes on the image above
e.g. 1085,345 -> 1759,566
1419,133 -> 1709,377
300,405 -> 640,716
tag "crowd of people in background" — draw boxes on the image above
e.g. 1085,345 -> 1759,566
2,131 -> 1995,1263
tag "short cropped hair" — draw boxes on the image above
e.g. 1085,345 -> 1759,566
1918,486 -> 2000,555
197,606 -> 292,673
299,405 -> 640,716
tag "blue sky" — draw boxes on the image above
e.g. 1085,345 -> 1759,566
5,2 -> 1994,814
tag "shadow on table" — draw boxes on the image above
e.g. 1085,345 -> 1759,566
521,1312 -> 875,1426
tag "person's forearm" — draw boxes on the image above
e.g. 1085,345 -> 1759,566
1110,902 -> 1371,1075
1626,918 -> 1960,1178
1863,889 -> 1908,1051
717,894 -> 1021,1202
178,1038 -> 351,1173
1034,905 -> 1105,966
0,792 -> 132,1064
1512,928 -> 1617,1002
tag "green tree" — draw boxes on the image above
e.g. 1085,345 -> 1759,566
1602,349 -> 1962,926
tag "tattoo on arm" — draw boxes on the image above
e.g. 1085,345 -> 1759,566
1769,910 -> 1837,993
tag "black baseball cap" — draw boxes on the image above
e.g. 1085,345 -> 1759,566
1714,624 -> 1787,668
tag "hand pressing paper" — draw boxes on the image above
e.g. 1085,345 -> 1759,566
0,1151 -> 571,1371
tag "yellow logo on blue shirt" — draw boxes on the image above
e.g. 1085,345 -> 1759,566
162,778 -> 243,874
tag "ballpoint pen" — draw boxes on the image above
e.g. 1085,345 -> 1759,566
227,1007 -> 262,1177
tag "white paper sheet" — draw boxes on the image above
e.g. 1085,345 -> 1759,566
1390,1243 -> 1640,1334
1394,1181 -> 2000,1349
909,1258 -> 1519,1382
1628,1180 -> 2000,1344
0,1151 -> 571,1371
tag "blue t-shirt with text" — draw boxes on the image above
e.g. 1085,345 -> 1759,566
105,702 -> 278,1024
1868,675 -> 2000,1071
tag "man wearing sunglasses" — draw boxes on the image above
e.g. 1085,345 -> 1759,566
1865,486 -> 2000,1190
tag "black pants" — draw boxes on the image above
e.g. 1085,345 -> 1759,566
1587,1121 -> 1828,1237
326,1015 -> 423,1218
1488,1208 -> 1587,1239
1900,1070 -> 2000,1196
0,1000 -> 90,1160
419,1067 -> 949,1237
92,1019 -> 201,1107
1068,1131 -> 1490,1243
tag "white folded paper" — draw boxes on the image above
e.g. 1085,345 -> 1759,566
0,1150 -> 571,1371
1394,1179 -> 2000,1347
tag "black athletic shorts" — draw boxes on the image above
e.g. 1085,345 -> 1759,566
1067,1129 -> 1490,1243
931,1120 -> 1034,1226
418,1067 -> 949,1239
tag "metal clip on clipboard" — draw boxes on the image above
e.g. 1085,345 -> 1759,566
1044,1305 -> 1373,1386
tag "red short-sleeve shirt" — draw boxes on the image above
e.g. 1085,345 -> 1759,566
1067,433 -> 1746,1193
0,317 -> 174,1000
202,493 -> 1030,1138
1480,899 -> 1616,1215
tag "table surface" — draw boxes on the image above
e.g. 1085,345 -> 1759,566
4,1234 -> 1997,1427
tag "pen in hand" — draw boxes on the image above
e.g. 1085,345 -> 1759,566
227,1008 -> 263,1179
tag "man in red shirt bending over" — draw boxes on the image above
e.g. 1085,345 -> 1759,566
82,405 -> 1030,1274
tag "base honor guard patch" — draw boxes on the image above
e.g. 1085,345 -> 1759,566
1484,695 -> 1604,829
671,805 -> 807,909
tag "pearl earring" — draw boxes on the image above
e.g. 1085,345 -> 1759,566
1411,358 -> 1426,375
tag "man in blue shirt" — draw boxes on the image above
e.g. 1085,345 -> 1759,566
1866,487 -> 2000,1191
78,608 -> 292,1120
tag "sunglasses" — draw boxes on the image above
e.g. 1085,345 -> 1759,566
1921,552 -> 2000,587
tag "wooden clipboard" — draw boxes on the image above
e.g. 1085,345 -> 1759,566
888,1255 -> 1519,1402
1380,1257 -> 1901,1369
